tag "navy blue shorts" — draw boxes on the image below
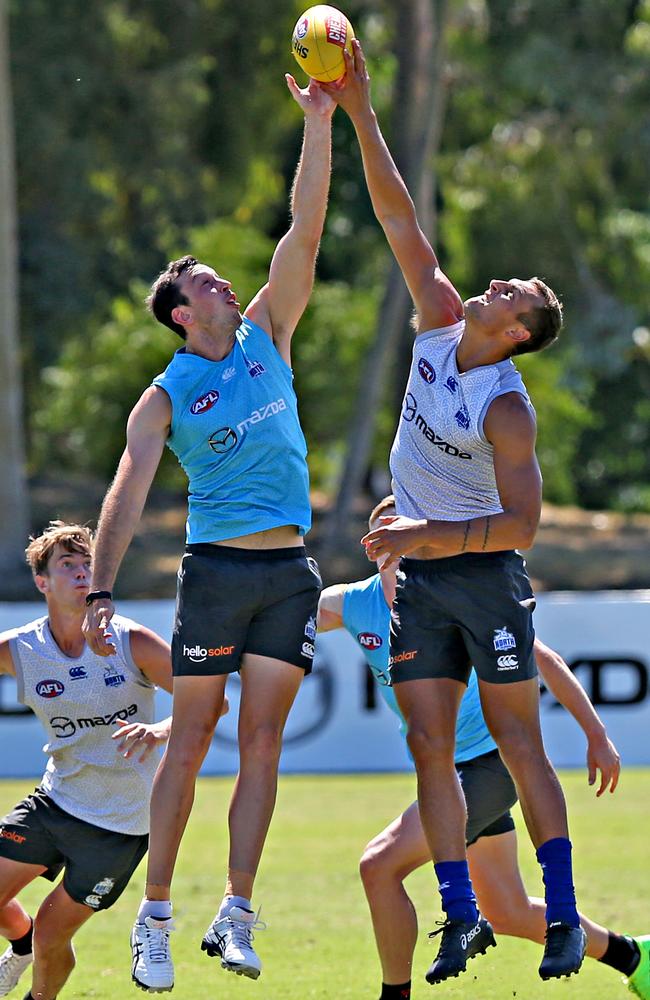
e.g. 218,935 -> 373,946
0,788 -> 148,911
390,550 -> 537,685
172,545 -> 322,676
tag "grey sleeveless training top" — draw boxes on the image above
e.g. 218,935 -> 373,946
9,615 -> 157,835
390,320 -> 533,522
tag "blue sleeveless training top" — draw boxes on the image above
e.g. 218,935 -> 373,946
152,318 -> 311,543
342,574 -> 497,763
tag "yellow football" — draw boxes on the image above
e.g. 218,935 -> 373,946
291,5 -> 355,84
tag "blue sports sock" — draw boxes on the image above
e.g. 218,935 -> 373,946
536,837 -> 580,927
434,860 -> 479,924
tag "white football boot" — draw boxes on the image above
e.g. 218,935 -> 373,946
0,945 -> 32,997
131,916 -> 175,992
201,905 -> 266,979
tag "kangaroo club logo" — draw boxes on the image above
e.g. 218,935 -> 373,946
493,627 -> 517,652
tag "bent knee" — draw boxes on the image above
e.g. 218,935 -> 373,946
480,900 -> 531,937
359,837 -> 402,889
33,918 -> 75,958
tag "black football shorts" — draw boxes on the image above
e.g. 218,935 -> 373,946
390,550 -> 537,686
0,788 -> 148,911
458,749 -> 518,846
172,544 -> 322,676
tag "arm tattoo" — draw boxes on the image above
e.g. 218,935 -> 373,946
482,516 -> 491,551
460,519 -> 471,553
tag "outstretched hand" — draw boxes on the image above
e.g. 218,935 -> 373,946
285,74 -> 336,118
320,39 -> 371,120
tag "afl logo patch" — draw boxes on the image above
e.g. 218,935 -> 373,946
190,390 -> 220,415
418,358 -> 436,384
296,16 -> 308,38
358,632 -> 383,650
36,679 -> 65,698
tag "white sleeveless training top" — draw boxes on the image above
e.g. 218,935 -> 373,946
390,320 -> 533,522
9,615 -> 157,836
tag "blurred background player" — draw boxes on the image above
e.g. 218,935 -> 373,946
324,40 -> 585,984
83,76 -> 335,991
318,497 -> 649,1000
0,522 -> 178,1000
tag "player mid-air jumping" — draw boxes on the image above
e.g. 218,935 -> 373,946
83,75 -> 335,992
323,39 -> 586,985
318,497 -> 649,1000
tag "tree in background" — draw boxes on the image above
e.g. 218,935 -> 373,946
0,0 -> 29,587
5,0 -> 650,558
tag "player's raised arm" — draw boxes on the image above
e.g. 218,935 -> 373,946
245,77 -> 335,363
322,41 -> 463,332
534,639 -> 621,796
82,386 -> 170,656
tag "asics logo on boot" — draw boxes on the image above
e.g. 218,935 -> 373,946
460,922 -> 481,950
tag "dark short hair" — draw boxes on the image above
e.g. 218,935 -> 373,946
369,494 -> 396,528
513,277 -> 563,356
146,255 -> 199,339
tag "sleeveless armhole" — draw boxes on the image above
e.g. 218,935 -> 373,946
477,376 -> 533,443
414,319 -> 465,343
117,619 -> 155,689
151,381 -> 175,438
7,635 -> 25,704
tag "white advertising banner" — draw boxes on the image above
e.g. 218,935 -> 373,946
0,592 -> 648,778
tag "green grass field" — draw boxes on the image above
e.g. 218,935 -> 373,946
1,770 -> 647,999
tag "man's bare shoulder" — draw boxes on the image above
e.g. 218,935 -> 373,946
127,384 -> 172,433
485,391 -> 537,439
0,633 -> 17,676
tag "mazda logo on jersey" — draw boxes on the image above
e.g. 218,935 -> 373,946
190,390 -> 220,415
50,716 -> 76,738
208,427 -> 238,454
358,632 -> 383,650
36,680 -> 65,699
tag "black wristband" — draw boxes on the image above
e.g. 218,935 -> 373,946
85,590 -> 112,606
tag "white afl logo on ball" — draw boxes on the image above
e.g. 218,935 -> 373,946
296,17 -> 309,39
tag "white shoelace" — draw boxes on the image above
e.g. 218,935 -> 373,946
143,924 -> 173,964
228,909 -> 267,950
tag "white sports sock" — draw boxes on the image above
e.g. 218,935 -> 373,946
138,897 -> 173,922
218,894 -> 251,918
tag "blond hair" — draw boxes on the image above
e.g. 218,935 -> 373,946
25,521 -> 94,577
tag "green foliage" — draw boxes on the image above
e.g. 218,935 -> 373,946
12,0 -> 650,511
